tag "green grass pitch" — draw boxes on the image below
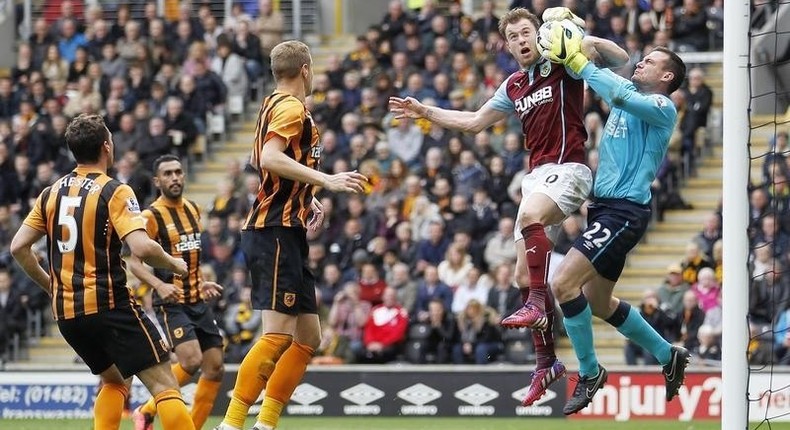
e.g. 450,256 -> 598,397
1,418 -> 789,430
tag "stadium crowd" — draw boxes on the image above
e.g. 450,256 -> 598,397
1,0 -> 786,368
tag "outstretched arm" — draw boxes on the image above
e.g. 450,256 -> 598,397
388,97 -> 509,134
580,64 -> 676,128
260,135 -> 367,193
582,36 -> 630,69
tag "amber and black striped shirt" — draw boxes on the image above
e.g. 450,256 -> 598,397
244,92 -> 321,230
142,197 -> 203,305
23,167 -> 146,320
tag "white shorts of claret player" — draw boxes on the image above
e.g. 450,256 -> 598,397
514,162 -> 593,243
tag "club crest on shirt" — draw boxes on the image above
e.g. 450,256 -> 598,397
284,293 -> 296,307
126,198 -> 141,213
174,327 -> 184,339
540,62 -> 552,77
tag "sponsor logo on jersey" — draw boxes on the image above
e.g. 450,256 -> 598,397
514,86 -> 554,117
175,233 -> 201,252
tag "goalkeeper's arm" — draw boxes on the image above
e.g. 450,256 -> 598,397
582,36 -> 630,69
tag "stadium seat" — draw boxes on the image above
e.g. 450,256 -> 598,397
501,327 -> 530,342
403,340 -> 425,364
503,340 -> 534,365
407,323 -> 431,341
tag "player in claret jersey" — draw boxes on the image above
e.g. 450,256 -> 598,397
389,7 -> 629,406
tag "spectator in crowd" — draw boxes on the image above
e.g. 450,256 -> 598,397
452,299 -> 502,364
113,153 -> 152,205
224,286 -> 262,363
413,264 -> 454,321
415,219 -> 449,270
690,267 -> 721,313
680,240 -> 713,284
673,290 -> 706,352
694,324 -> 721,364
211,36 -> 248,104
484,216 -> 517,270
671,0 -> 709,52
657,263 -> 691,319
475,0 -> 500,37
763,131 -> 789,184
774,308 -> 790,364
388,262 -> 418,314
749,260 -> 790,326
324,282 -> 369,363
695,212 -> 721,262
486,263 -> 521,320
451,266 -> 492,315
754,213 -> 790,258
136,116 -> 172,170
359,262 -> 388,305
0,267 -> 27,358
625,289 -> 674,365
359,287 -> 409,363
413,298 -> 458,364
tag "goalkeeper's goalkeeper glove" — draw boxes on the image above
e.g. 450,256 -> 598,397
538,20 -> 590,75
542,7 -> 586,30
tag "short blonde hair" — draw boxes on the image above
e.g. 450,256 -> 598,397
270,40 -> 312,81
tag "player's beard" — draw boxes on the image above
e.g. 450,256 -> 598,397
162,184 -> 183,199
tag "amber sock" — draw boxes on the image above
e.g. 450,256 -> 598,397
191,377 -> 222,429
222,333 -> 292,430
257,341 -> 315,428
94,383 -> 128,430
154,389 -> 195,430
140,363 -> 194,417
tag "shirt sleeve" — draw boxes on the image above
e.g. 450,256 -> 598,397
265,98 -> 305,146
580,63 -> 676,128
485,75 -> 515,112
108,184 -> 146,240
141,209 -> 158,239
22,190 -> 48,233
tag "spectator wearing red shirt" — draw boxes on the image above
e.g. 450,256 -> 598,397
359,287 -> 409,363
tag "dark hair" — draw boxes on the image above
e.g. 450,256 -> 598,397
152,154 -> 181,174
64,114 -> 109,164
653,47 -> 686,95
498,7 -> 540,38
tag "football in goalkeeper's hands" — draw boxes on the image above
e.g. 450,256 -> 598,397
537,19 -> 585,64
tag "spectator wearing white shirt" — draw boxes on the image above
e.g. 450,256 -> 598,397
484,217 -> 517,270
438,243 -> 474,290
386,116 -> 423,168
452,266 -> 492,314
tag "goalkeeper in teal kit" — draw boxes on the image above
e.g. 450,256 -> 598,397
537,21 -> 691,414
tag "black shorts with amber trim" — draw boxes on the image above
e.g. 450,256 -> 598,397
57,304 -> 169,378
241,227 -> 317,315
155,302 -> 224,351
